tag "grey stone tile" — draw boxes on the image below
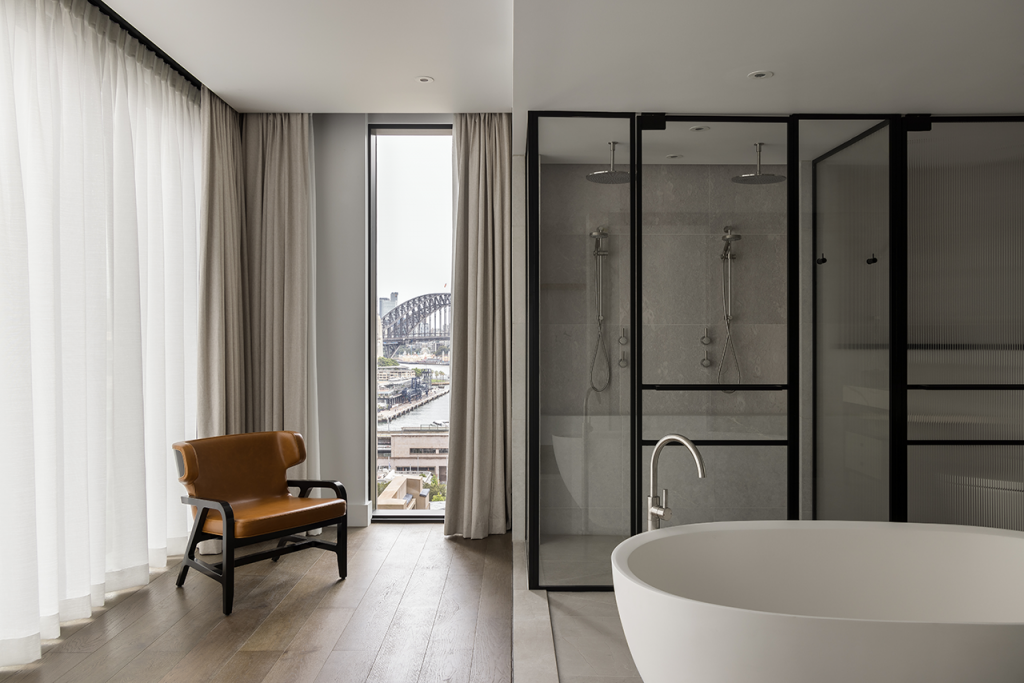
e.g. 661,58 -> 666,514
554,616 -> 640,678
539,507 -> 582,536
540,561 -> 613,586
547,592 -> 619,618
707,233 -> 787,325
710,164 -> 789,217
641,234 -> 708,325
540,164 -> 631,235
714,446 -> 789,509
712,507 -> 788,522
641,324 -> 719,384
540,471 -> 581,510
539,324 -> 589,414
586,506 -> 628,536
640,164 -> 711,234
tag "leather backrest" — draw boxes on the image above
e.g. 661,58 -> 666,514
173,431 -> 305,503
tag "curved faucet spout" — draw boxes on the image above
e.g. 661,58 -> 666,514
649,434 -> 706,531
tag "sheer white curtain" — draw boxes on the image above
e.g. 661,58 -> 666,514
0,0 -> 200,666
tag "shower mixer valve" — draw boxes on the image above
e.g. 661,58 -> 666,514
701,349 -> 713,368
700,327 -> 712,345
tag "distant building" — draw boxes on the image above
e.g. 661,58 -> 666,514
379,291 -> 398,318
376,314 -> 384,358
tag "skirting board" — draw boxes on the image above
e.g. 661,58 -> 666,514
347,501 -> 371,527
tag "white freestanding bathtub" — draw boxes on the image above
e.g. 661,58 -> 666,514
611,521 -> 1024,683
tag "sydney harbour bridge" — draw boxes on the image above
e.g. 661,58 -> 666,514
381,292 -> 451,357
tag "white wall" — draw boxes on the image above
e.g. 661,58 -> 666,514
314,114 -> 371,527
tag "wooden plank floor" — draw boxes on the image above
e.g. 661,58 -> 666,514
0,524 -> 512,683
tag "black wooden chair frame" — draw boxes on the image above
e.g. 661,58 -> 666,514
176,479 -> 347,615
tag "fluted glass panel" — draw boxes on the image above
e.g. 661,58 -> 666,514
813,123 -> 890,521
907,122 -> 1024,385
641,445 -> 788,526
642,389 -> 786,441
908,390 -> 1024,441
909,446 -> 1024,531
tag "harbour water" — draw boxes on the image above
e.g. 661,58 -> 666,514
378,362 -> 451,431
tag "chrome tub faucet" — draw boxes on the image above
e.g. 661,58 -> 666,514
649,434 -> 706,531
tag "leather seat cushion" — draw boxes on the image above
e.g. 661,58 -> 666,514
201,495 -> 347,538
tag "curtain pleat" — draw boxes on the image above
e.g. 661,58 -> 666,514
0,0 -> 200,666
198,106 -> 317,479
445,113 -> 513,539
198,88 -> 246,438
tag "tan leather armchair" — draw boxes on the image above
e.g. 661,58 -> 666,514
172,431 -> 347,614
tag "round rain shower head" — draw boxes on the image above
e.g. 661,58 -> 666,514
732,172 -> 786,185
732,142 -> 786,185
587,141 -> 630,185
586,170 -> 631,184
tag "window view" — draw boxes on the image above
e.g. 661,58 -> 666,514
373,130 -> 453,515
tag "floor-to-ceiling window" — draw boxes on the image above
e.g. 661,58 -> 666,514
370,125 -> 453,517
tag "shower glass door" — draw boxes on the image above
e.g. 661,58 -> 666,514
806,119 -> 893,521
530,113 -> 635,587
637,117 -> 795,529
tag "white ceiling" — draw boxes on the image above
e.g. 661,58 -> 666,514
104,0 -> 513,113
108,0 -> 1024,154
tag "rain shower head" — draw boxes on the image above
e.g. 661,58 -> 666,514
587,142 -> 630,185
732,142 -> 786,185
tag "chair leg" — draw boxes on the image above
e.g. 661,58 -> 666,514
336,516 -> 347,579
177,509 -> 208,587
271,537 -> 289,562
222,528 -> 235,615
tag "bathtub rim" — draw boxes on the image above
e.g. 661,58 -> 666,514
610,519 -> 1024,627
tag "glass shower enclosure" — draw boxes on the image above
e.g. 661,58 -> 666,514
528,113 -> 798,589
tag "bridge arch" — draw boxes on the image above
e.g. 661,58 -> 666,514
381,292 -> 451,355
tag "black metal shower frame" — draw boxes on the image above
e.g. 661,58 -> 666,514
808,114 -> 1024,523
527,111 -> 637,591
529,111 -> 1024,590
527,112 -> 798,591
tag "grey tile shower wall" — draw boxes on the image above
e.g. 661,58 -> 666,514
641,444 -> 788,525
642,164 -> 788,389
538,162 -> 790,531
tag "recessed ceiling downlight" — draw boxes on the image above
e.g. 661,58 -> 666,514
690,126 -> 710,132
416,76 -> 435,84
747,70 -> 774,80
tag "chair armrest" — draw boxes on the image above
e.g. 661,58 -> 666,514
287,479 -> 347,501
181,496 -> 235,526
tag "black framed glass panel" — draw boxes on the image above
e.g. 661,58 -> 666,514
532,114 -> 635,588
806,119 -> 891,521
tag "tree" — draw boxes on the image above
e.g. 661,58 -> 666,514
377,356 -> 399,367
424,474 -> 446,502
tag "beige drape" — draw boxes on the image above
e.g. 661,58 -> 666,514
197,89 -> 318,481
444,113 -> 513,539
198,89 -> 246,437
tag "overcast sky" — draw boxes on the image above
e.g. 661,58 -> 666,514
376,135 -> 453,310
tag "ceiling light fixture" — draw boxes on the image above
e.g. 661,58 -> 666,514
747,70 -> 774,80
689,126 -> 710,132
666,154 -> 682,159
416,76 -> 435,84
